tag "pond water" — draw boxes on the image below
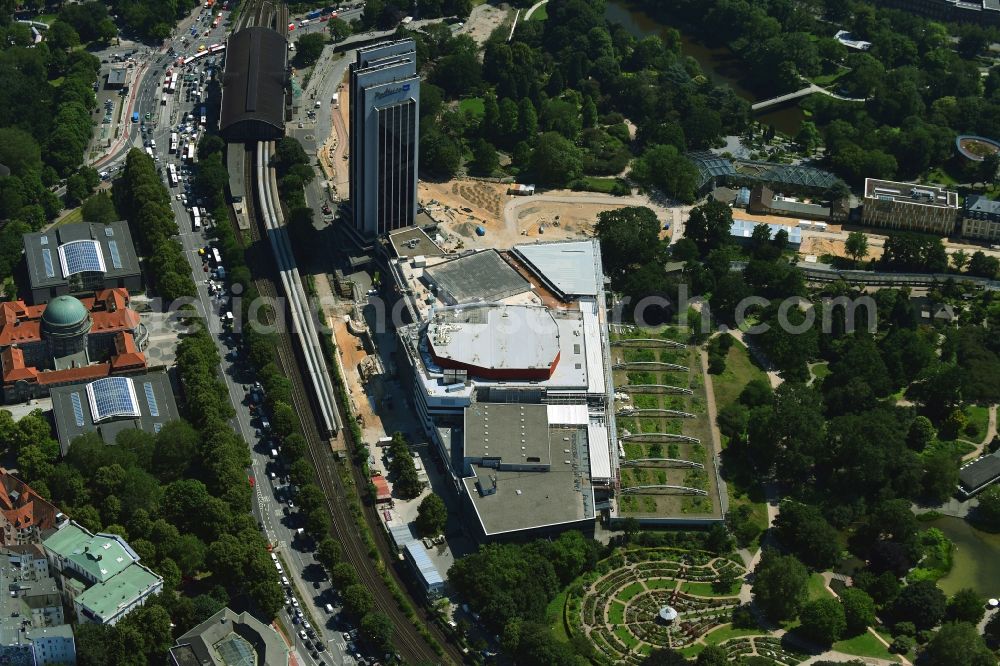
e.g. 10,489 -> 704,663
925,515 -> 1000,597
604,1 -> 805,135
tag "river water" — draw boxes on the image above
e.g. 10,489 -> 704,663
604,1 -> 805,135
925,516 -> 1000,597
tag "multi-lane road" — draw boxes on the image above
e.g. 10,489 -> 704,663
104,6 -> 359,665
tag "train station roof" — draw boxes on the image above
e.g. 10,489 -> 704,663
220,27 -> 286,141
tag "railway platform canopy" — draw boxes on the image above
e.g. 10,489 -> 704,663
220,27 -> 287,142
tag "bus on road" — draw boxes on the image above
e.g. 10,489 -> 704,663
168,163 -> 178,187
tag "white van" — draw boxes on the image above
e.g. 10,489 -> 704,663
271,448 -> 279,457
325,603 -> 334,614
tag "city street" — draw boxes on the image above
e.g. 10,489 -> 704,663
116,7 -> 356,665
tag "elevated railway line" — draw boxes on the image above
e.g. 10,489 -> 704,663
243,143 -> 458,663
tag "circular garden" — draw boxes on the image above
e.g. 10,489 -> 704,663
562,548 -> 810,665
568,549 -> 743,662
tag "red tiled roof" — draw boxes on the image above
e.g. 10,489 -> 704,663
0,468 -> 58,542
0,289 -> 145,387
110,332 -> 145,370
1,348 -> 37,383
35,363 -> 111,385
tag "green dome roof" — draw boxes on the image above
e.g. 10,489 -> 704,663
41,295 -> 89,329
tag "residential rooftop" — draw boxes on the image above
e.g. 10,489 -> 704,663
863,178 -> 959,208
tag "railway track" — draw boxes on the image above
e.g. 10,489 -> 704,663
242,146 -> 456,664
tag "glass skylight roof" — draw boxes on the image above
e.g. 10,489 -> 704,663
86,377 -> 140,423
58,239 -> 106,277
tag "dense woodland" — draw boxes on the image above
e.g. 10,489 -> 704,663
589,202 -> 1000,664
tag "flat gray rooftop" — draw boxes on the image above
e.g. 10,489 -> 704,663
49,372 -> 179,455
513,240 -> 601,299
423,250 -> 530,304
864,178 -> 958,208
463,426 -> 594,536
463,403 -> 550,465
388,227 -> 445,258
959,451 -> 1000,494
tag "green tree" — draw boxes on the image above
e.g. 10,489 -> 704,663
950,249 -> 969,272
696,645 -> 728,666
975,484 -> 1000,530
891,579 -> 946,629
343,583 -> 374,620
798,597 -> 846,645
631,144 -> 698,203
773,500 -> 841,570
518,97 -> 538,138
530,132 -> 583,186
294,33 -> 327,67
470,138 -> 498,176
360,611 -> 394,653
330,561 -> 358,589
594,206 -> 667,284
839,587 -> 876,636
685,200 -> 733,255
923,622 -> 995,666
906,416 -> 936,451
922,446 -> 959,503
81,192 -> 118,223
415,493 -> 447,537
751,550 -> 809,621
328,17 -> 352,41
317,538 -> 343,571
845,231 -> 869,266
946,588 -> 985,625
420,128 -> 461,179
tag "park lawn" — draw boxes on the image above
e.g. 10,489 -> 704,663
458,97 -> 485,119
702,623 -> 765,646
834,631 -> 899,662
56,207 -> 84,227
577,176 -> 619,193
36,13 -> 58,24
618,581 -> 645,602
810,361 -> 830,381
609,601 -> 626,625
614,624 -> 639,649
711,341 -> 767,411
965,404 -> 990,441
807,573 -> 834,600
646,578 -> 676,590
681,581 -> 739,597
545,588 -> 571,642
528,3 -> 548,20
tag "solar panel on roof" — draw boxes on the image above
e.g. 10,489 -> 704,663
69,392 -> 85,427
153,423 -> 163,434
104,226 -> 114,237
41,249 -> 55,278
39,236 -> 48,246
108,240 -> 122,270
86,376 -> 140,423
143,382 -> 159,417
58,240 -> 106,277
